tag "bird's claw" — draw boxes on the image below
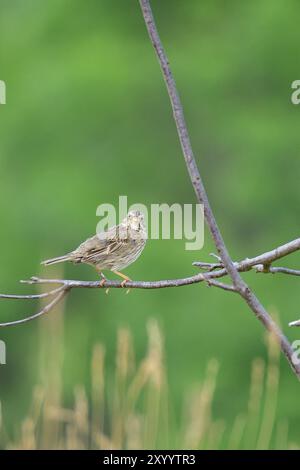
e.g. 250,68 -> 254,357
99,275 -> 110,294
120,279 -> 131,294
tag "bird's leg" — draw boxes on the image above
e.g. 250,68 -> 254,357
97,269 -> 110,294
99,272 -> 106,287
113,271 -> 132,291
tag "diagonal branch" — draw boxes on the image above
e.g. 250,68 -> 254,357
0,1 -> 299,377
138,0 -> 300,378
235,238 -> 300,271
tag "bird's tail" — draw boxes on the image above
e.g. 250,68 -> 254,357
41,254 -> 71,266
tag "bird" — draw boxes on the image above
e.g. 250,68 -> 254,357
41,210 -> 147,288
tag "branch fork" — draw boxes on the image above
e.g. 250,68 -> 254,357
0,237 -> 299,328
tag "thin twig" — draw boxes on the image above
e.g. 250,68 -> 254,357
255,266 -> 300,277
193,261 -> 223,271
205,280 -> 237,293
0,285 -> 66,300
138,0 -> 300,378
0,288 -> 68,328
236,238 -> 300,271
289,319 -> 300,327
193,238 -> 300,279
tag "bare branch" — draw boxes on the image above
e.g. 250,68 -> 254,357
0,236 -> 298,326
193,238 -> 300,278
255,265 -> 300,277
0,285 -> 66,300
237,238 -> 300,271
138,0 -> 300,379
289,319 -> 300,327
205,280 -> 237,293
192,261 -> 223,271
0,288 -> 68,328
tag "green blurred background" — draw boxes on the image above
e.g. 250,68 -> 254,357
0,0 -> 299,448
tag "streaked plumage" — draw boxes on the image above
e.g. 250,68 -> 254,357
42,211 -> 147,283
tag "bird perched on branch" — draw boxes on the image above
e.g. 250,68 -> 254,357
41,210 -> 147,287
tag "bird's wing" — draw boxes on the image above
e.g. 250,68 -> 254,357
74,227 -> 130,264
83,240 -> 127,263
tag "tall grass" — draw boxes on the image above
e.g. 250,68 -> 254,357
0,312 -> 299,449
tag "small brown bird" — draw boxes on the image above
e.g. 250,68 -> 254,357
41,210 -> 147,287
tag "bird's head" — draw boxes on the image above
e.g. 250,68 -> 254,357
124,210 -> 145,232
